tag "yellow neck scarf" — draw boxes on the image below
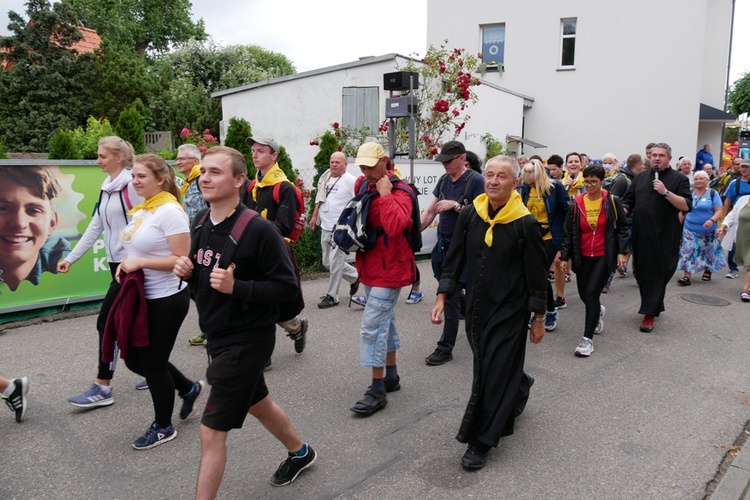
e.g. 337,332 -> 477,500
252,163 -> 289,202
128,191 -> 181,214
180,164 -> 202,197
473,191 -> 530,247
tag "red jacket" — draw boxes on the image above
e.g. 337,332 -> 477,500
354,175 -> 416,288
102,269 -> 149,362
574,193 -> 607,257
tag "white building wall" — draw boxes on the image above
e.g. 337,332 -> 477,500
427,0 -> 732,163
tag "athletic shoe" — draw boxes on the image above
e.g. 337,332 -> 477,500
594,305 -> 606,335
544,311 -> 558,331
288,318 -> 308,354
349,279 -> 360,297
554,296 -> 567,309
617,264 -> 628,276
67,384 -> 114,408
135,379 -> 149,391
406,290 -> 423,304
351,295 -> 367,307
189,334 -> 207,346
547,271 -> 555,282
317,294 -> 338,309
726,269 -> 739,279
425,349 -> 453,366
3,377 -> 28,423
461,444 -> 489,471
179,380 -> 204,420
602,273 -> 614,294
640,315 -> 655,332
565,273 -> 571,283
270,444 -> 317,486
132,421 -> 177,450
575,337 -> 594,357
741,290 -> 750,303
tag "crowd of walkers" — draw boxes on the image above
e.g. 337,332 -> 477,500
3,135 -> 750,496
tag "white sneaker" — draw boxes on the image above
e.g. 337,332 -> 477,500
575,337 -> 594,357
726,270 -> 739,279
593,305 -> 606,335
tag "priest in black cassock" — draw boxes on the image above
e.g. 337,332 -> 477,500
621,142 -> 691,333
431,155 -> 547,471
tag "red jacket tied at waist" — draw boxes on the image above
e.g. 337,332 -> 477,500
102,269 -> 149,362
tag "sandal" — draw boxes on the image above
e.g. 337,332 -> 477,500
702,270 -> 712,281
742,291 -> 750,303
677,276 -> 691,286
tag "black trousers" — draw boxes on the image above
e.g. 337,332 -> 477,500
96,263 -> 121,380
124,288 -> 193,428
575,256 -> 609,339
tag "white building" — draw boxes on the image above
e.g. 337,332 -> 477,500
213,53 -> 532,172
427,0 -> 737,162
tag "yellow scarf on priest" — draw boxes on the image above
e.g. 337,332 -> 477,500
180,164 -> 202,197
472,191 -> 530,247
127,191 -> 182,214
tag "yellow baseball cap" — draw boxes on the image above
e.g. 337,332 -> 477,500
356,142 -> 385,167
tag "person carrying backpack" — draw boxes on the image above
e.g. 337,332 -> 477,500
174,146 -> 317,496
243,136 -> 309,363
348,142 -> 416,417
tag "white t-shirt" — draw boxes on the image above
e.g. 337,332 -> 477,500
319,172 -> 357,231
120,202 -> 189,299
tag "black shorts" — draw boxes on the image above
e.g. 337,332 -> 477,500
201,339 -> 275,432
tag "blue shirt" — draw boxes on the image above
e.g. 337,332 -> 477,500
726,178 -> 750,205
432,169 -> 485,236
684,190 -> 720,234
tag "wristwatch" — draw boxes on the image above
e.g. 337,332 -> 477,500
532,315 -> 546,323
663,190 -> 670,198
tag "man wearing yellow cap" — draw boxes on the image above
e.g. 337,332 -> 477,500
431,155 -> 547,471
349,142 -> 416,417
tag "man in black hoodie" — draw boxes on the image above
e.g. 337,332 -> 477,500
174,146 -> 316,498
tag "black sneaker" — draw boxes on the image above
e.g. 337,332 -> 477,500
179,380 -> 204,420
349,278 -> 360,297
4,377 -> 28,423
270,444 -> 317,486
317,294 -> 338,309
288,317 -> 308,354
425,349 -> 453,366
554,296 -> 567,309
461,444 -> 489,471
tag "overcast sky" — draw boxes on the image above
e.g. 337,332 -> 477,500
0,0 -> 748,81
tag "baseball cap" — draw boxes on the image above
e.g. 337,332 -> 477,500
740,159 -> 750,167
355,142 -> 385,167
434,141 -> 466,162
246,135 -> 280,153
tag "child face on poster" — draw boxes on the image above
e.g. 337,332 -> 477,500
0,167 -> 60,290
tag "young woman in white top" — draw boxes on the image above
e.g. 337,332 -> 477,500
60,136 -> 144,408
118,153 -> 202,450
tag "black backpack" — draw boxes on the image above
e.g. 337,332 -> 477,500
192,207 -> 304,322
333,175 -> 422,254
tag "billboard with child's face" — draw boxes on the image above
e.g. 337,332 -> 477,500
0,163 -> 113,318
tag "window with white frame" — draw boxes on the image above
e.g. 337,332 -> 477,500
342,87 -> 379,133
481,24 -> 505,68
560,18 -> 577,68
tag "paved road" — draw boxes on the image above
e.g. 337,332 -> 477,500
1,261 -> 748,499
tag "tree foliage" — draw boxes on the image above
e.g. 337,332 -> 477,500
115,103 -> 147,154
0,0 -> 96,151
728,72 -> 750,117
60,0 -> 206,58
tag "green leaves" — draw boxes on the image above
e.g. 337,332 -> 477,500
728,72 -> 750,118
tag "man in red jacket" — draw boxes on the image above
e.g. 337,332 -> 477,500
350,142 -> 416,416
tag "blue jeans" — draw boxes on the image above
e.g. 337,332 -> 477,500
359,286 -> 401,367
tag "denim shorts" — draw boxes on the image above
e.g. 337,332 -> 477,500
359,286 -> 402,367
